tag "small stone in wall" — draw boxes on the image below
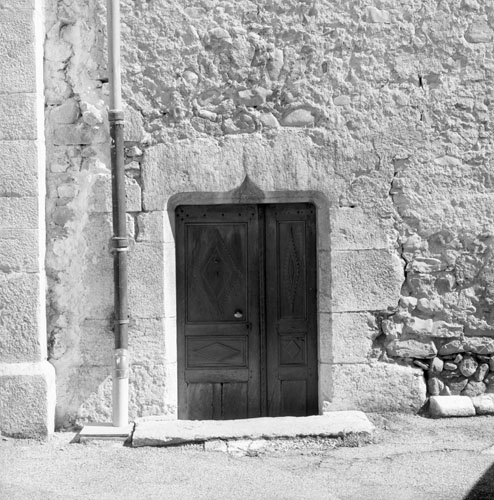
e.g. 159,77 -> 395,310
439,340 -> 465,356
365,6 -> 391,24
464,338 -> 494,355
399,296 -> 417,310
444,362 -> 457,371
445,377 -> 469,395
441,386 -> 452,396
52,206 -> 74,227
428,377 -> 444,396
465,21 -> 493,43
417,298 -> 442,315
281,108 -> 315,127
53,124 -> 100,145
81,102 -> 103,126
403,317 -> 433,336
267,48 -> 284,80
182,70 -> 199,86
413,360 -> 429,370
461,381 -> 486,397
474,363 -> 489,382
472,395 -> 494,415
489,357 -> 494,372
51,99 -> 79,124
430,357 -> 444,374
386,339 -> 437,359
125,146 -> 143,158
260,113 -> 279,129
411,257 -> 443,273
333,95 -> 351,106
486,379 -> 494,393
459,356 -> 478,377
462,0 -> 480,10
237,88 -> 272,107
432,322 -> 463,338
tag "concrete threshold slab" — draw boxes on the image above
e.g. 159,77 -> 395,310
132,411 -> 374,447
77,423 -> 134,443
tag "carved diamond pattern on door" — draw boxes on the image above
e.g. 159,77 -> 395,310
283,227 -> 301,315
280,337 -> 306,366
187,337 -> 247,368
199,229 -> 244,316
176,204 -> 317,420
186,222 -> 248,323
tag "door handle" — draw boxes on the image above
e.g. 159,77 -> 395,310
234,310 -> 243,319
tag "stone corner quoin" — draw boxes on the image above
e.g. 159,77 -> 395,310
0,0 -> 56,438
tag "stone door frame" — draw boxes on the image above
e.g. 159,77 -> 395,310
164,178 -> 332,416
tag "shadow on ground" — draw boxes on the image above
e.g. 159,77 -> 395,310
464,461 -> 494,500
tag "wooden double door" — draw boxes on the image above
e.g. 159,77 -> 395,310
176,203 -> 318,420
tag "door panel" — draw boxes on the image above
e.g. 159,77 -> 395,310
176,205 -> 260,420
185,223 -> 248,323
176,203 -> 317,420
265,204 -> 318,417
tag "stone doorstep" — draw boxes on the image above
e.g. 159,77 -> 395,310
131,411 -> 375,448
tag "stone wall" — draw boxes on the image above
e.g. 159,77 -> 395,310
0,0 -> 55,438
43,0 -> 494,426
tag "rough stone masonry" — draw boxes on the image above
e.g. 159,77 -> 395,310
1,0 -> 494,436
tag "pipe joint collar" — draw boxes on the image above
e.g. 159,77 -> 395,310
108,109 -> 124,123
114,348 -> 129,379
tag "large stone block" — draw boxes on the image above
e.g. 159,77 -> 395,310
0,93 -> 37,140
241,133 -> 315,190
79,318 -> 167,368
331,249 -> 404,312
142,138 -> 243,211
137,211 -> 167,243
330,207 -> 393,250
0,361 -> 56,438
128,242 -> 165,318
325,312 -> 379,364
129,364 -> 168,418
317,249 -> 331,313
0,9 -> 36,93
81,215 -> 114,319
0,273 -> 43,362
386,338 -> 438,359
429,396 -> 476,418
76,363 -> 169,422
124,105 -> 145,142
0,196 -> 38,229
163,242 -> 176,318
79,320 -> 113,367
0,0 -> 35,9
141,132 -> 340,210
129,318 -> 167,365
0,141 -> 39,196
324,362 -> 427,412
0,229 -> 38,273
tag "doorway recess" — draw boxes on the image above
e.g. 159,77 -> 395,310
176,203 -> 318,419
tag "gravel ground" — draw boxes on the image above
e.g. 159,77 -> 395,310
2,413 -> 494,500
